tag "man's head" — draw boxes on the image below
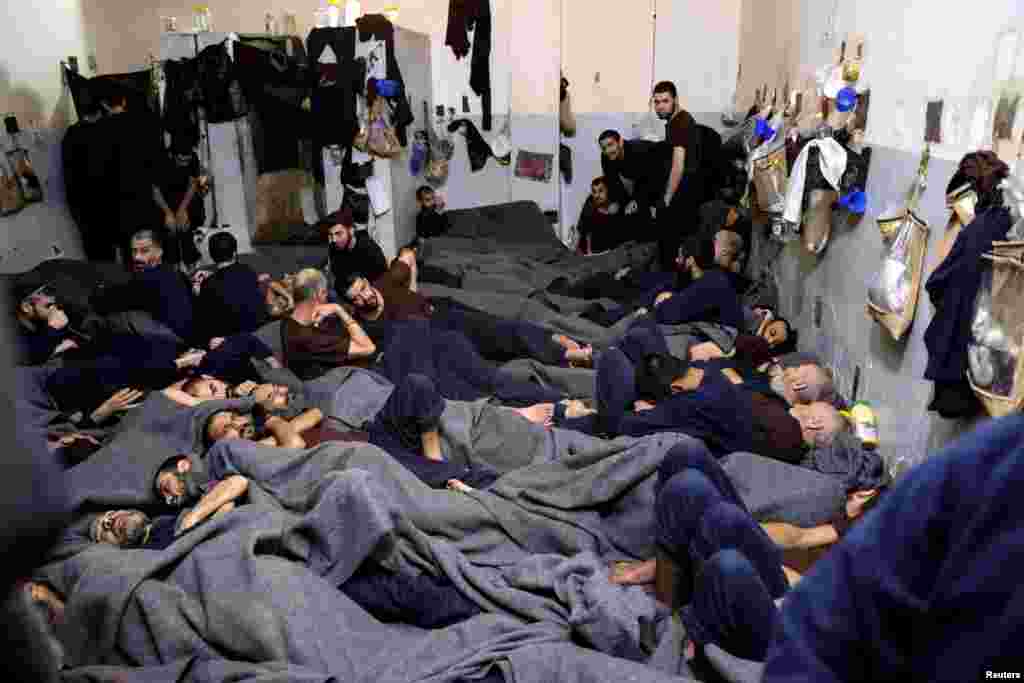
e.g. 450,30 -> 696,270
325,208 -> 355,251
14,282 -> 65,330
789,401 -> 849,448
344,273 -> 383,312
676,231 -> 717,277
713,229 -> 744,272
90,509 -> 151,547
154,455 -> 203,507
208,231 -> 238,265
590,177 -> 611,210
416,185 -> 437,212
780,356 -> 838,406
761,317 -> 794,351
130,229 -> 164,272
292,268 -> 329,306
182,375 -> 230,400
652,81 -> 679,120
205,410 -> 255,446
598,130 -> 624,161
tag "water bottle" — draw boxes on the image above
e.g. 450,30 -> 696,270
846,401 -> 879,449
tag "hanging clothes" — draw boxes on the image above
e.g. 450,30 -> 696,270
234,41 -> 312,174
161,57 -> 203,152
195,41 -> 248,124
63,118 -> 113,261
356,14 -> 415,145
783,138 -> 847,224
445,0 -> 492,131
306,26 -> 362,184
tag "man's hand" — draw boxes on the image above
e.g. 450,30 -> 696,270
689,341 -> 725,362
178,509 -> 202,534
176,349 -> 206,368
312,303 -> 344,327
233,380 -> 258,397
46,307 -> 69,330
654,292 -> 673,307
191,270 -> 211,295
634,400 -> 656,412
57,432 -> 101,448
174,207 -> 190,228
397,247 -> 417,269
209,337 -> 225,350
52,338 -> 79,356
164,209 -> 177,229
91,387 -> 145,423
447,479 -> 475,493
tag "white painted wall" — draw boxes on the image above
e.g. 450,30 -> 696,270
739,0 -> 1024,161
653,0 -> 742,116
0,0 -> 91,128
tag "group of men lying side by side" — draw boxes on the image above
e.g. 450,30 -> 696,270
14,194 -> 1021,683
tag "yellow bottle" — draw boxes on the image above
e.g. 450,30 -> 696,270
845,401 -> 879,449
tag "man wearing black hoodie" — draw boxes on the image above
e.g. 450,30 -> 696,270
323,207 -> 388,291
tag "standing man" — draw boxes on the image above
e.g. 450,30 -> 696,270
652,81 -> 704,271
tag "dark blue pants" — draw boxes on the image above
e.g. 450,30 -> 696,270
656,449 -> 787,659
558,346 -> 635,435
341,562 -> 482,629
431,298 -> 567,366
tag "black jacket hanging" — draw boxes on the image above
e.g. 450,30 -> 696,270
356,14 -> 415,146
445,0 -> 492,131
195,41 -> 248,123
448,118 -> 492,172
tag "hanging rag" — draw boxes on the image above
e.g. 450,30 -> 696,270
783,138 -> 847,224
445,0 -> 492,131
357,14 -> 415,145
195,41 -> 248,123
448,118 -> 492,172
559,144 -> 573,183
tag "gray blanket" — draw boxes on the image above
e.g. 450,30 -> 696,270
46,451 -> 698,682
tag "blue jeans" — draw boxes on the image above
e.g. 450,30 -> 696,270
656,453 -> 787,659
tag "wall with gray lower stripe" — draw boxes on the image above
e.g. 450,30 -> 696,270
750,146 -> 983,477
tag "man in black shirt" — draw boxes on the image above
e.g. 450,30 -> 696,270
196,231 -> 267,344
598,129 -> 670,242
652,80 -> 704,271
323,206 -> 388,291
415,185 -> 449,240
91,229 -> 195,343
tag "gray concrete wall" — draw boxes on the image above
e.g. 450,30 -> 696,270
749,146 -> 985,477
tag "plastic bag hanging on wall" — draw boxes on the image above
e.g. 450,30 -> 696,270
866,208 -> 929,341
967,240 -> 1024,416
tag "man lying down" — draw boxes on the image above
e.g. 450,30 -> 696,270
35,432 -> 712,683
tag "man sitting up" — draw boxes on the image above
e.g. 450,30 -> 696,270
344,247 -> 586,367
651,231 -> 744,330
576,177 -> 629,255
282,268 -> 377,381
598,129 -> 671,241
415,185 -> 449,240
195,232 -> 267,344
323,207 -> 387,291
91,228 -> 195,343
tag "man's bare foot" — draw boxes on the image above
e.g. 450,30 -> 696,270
560,399 -> 596,419
515,403 -> 555,426
565,345 -> 594,368
610,558 -> 657,585
553,334 -> 583,352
